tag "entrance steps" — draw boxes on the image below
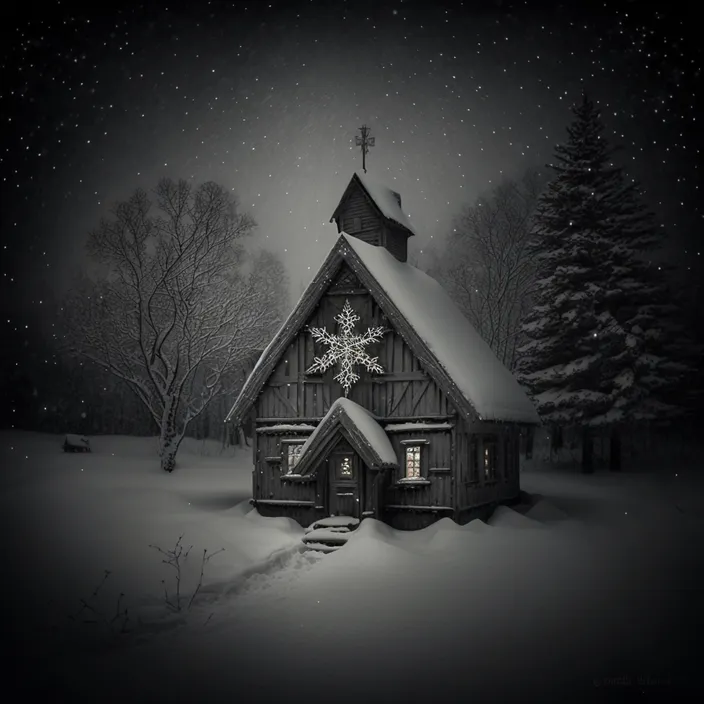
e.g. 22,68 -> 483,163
302,516 -> 360,553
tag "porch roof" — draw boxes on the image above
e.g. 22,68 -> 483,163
292,398 -> 398,476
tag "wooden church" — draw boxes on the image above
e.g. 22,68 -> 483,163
226,170 -> 539,530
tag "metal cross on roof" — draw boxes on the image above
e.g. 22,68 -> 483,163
355,124 -> 375,173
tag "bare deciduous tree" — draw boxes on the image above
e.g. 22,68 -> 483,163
62,178 -> 286,472
435,168 -> 546,370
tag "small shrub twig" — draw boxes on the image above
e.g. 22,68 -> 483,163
149,535 -> 225,613
188,547 -> 225,610
68,569 -> 130,635
149,534 -> 192,612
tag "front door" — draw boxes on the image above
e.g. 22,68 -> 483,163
328,452 -> 360,518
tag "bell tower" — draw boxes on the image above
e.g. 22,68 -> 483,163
329,172 -> 416,263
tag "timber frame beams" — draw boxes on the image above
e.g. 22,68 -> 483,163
225,235 -> 481,429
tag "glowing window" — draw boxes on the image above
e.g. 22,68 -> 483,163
339,456 -> 353,476
483,437 -> 497,481
405,445 -> 421,478
285,443 -> 303,474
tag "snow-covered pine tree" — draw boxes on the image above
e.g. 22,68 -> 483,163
516,91 -> 691,472
516,101 -> 613,471
620,265 -> 704,426
588,125 -> 702,452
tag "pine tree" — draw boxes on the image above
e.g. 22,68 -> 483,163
630,272 -> 704,423
516,92 -> 694,472
599,178 -> 691,430
592,128 -> 701,433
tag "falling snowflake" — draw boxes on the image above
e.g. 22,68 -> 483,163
306,299 -> 385,396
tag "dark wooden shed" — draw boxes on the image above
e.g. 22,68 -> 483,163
226,172 -> 539,530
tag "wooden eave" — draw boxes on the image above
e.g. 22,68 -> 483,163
225,234 -> 481,427
329,174 -> 415,238
224,241 -> 345,426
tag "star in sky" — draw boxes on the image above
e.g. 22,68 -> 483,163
0,0 -> 701,340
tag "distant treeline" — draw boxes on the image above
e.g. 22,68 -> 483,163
1,342 -> 254,442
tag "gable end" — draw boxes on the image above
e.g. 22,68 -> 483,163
225,235 -> 481,428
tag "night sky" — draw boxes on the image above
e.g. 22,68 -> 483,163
1,0 -> 702,333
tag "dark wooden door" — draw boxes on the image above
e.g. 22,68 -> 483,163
328,452 -> 361,518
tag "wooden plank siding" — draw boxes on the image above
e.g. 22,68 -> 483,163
453,415 -> 521,523
251,281 -> 464,527
333,181 -> 410,262
252,429 -> 324,526
381,429 -> 453,515
339,187 -> 382,246
249,250 -> 525,529
382,224 -> 410,262
255,289 -> 450,421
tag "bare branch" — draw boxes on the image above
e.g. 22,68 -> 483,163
61,178 -> 287,471
434,168 -> 547,370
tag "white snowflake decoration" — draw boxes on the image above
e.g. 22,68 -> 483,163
307,299 -> 385,396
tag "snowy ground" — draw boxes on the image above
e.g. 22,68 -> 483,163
1,430 -> 702,703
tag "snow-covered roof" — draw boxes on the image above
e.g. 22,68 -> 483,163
255,424 -> 316,434
343,235 -> 540,424
226,232 -> 539,426
383,422 -> 454,432
329,171 -> 417,236
332,398 -> 397,465
353,171 -> 417,235
295,398 -> 397,473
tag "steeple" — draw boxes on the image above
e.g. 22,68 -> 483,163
329,172 -> 416,263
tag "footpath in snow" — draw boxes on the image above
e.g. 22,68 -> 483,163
1,431 -> 701,703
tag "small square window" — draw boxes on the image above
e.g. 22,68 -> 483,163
405,445 -> 421,478
286,444 -> 302,473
